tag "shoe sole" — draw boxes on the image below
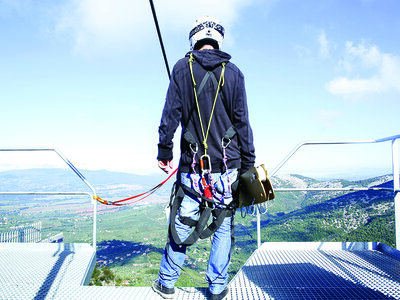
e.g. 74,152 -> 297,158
152,281 -> 175,299
210,288 -> 229,300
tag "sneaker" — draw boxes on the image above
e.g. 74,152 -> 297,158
209,287 -> 229,300
152,280 -> 175,299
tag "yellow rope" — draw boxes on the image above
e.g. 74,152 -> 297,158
188,53 -> 226,155
188,54 -> 197,86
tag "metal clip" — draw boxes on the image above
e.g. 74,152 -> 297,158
189,143 -> 198,154
200,154 -> 212,175
221,137 -> 232,149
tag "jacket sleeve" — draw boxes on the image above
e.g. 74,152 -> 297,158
157,67 -> 182,161
233,70 -> 256,174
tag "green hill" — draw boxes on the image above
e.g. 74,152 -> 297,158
0,169 -> 395,287
90,175 -> 395,287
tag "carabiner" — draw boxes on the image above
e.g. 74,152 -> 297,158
221,137 -> 232,149
200,154 -> 212,175
189,143 -> 198,154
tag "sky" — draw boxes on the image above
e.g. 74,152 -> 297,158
0,0 -> 399,179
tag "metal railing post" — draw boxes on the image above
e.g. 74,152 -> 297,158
0,148 -> 97,249
255,134 -> 400,249
93,200 -> 97,250
257,208 -> 261,248
392,138 -> 400,250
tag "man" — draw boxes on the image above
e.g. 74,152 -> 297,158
153,16 -> 255,300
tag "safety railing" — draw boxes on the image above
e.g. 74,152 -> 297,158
2,135 -> 399,251
0,221 -> 42,243
254,134 -> 400,250
0,148 -> 98,249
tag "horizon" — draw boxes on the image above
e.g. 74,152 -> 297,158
0,165 -> 393,182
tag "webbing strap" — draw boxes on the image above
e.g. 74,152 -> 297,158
169,186 -> 211,246
208,70 -> 219,90
179,216 -> 198,227
180,207 -> 232,240
199,208 -> 230,239
197,71 -> 211,97
183,125 -> 237,152
183,129 -> 197,148
169,183 -> 234,246
224,125 -> 237,141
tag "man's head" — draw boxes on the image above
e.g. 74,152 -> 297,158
189,16 -> 225,51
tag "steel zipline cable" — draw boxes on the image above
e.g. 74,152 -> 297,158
94,1 -> 176,206
149,0 -> 171,80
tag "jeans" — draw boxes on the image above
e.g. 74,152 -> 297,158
158,169 -> 238,294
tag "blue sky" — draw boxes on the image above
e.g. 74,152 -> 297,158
0,0 -> 399,178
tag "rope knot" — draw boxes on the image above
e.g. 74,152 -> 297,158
221,62 -> 226,87
203,141 -> 208,151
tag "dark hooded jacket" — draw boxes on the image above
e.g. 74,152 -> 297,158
157,49 -> 255,175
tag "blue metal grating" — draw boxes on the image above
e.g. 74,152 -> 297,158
1,242 -> 399,299
0,243 -> 96,299
229,242 -> 400,299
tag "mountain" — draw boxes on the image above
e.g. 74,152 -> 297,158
0,168 -> 393,208
0,168 -> 174,202
267,173 -> 394,213
258,174 -> 396,247
1,169 -> 396,286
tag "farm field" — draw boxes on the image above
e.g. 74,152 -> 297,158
0,170 -> 396,287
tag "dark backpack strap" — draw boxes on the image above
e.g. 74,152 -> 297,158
222,125 -> 237,147
182,71 -> 212,151
183,128 -> 197,150
169,182 -> 234,246
208,70 -> 237,143
208,70 -> 232,118
197,71 -> 211,96
199,208 -> 234,239
169,188 -> 212,246
169,185 -> 211,246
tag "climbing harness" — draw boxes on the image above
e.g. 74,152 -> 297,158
93,168 -> 177,206
184,125 -> 237,201
164,54 -> 239,248
168,181 -> 235,246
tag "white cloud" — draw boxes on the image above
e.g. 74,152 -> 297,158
318,30 -> 330,58
345,41 -> 381,67
156,0 -> 254,29
327,76 -> 385,95
326,41 -> 400,99
52,0 -> 256,56
53,0 -> 153,56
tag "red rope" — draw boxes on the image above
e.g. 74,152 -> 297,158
93,168 -> 177,206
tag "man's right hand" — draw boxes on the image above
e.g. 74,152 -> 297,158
158,160 -> 173,174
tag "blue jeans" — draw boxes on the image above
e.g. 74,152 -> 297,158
158,169 -> 238,294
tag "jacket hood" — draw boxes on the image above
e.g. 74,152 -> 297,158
186,49 -> 231,69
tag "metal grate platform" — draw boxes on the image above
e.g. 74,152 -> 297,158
229,242 -> 400,299
0,243 -> 96,299
0,242 -> 399,299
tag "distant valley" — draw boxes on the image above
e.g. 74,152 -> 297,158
0,168 -> 396,287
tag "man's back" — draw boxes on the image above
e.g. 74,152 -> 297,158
158,49 -> 255,175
